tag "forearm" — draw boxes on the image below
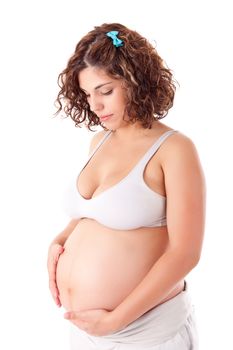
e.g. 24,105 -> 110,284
111,248 -> 199,329
50,218 -> 80,247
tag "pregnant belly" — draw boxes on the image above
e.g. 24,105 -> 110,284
56,218 -> 168,312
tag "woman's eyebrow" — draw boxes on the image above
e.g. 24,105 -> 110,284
82,82 -> 113,92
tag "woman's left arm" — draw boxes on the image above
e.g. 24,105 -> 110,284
110,132 -> 206,329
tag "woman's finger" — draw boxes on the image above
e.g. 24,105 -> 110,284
49,279 -> 61,306
47,244 -> 64,306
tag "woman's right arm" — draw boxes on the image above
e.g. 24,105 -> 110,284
49,218 -> 80,247
47,218 -> 80,307
47,130 -> 106,306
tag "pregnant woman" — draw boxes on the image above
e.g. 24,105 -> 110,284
47,23 -> 206,349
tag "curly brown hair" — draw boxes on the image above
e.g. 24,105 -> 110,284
55,23 -> 177,131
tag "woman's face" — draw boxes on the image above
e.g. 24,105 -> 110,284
79,66 -> 130,130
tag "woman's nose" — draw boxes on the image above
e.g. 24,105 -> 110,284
89,96 -> 103,112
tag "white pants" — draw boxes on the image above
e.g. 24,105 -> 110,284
70,281 -> 198,349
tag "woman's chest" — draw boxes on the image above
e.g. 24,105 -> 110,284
77,146 -> 166,200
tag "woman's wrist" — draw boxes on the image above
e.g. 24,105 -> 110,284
106,310 -> 128,333
48,241 -> 63,253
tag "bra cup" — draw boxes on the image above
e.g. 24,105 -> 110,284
62,130 -> 178,230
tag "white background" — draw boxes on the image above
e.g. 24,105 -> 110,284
0,0 -> 232,349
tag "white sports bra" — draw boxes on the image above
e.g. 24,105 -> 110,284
62,129 -> 178,230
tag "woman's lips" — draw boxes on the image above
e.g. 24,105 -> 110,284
100,114 -> 113,122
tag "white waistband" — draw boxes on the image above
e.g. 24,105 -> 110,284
89,281 -> 193,347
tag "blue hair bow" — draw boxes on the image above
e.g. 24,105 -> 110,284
106,31 -> 123,47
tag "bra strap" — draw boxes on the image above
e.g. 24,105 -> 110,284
88,130 -> 112,160
136,130 -> 178,170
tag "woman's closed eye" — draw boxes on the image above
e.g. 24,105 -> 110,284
85,90 -> 112,99
101,90 -> 113,95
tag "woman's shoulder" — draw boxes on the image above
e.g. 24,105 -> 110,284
162,129 -> 198,157
88,129 -> 109,155
154,122 -> 195,151
154,122 -> 200,166
158,128 -> 202,176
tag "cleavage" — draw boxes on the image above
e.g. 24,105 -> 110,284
77,155 -> 136,200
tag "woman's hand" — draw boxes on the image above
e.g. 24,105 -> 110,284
47,243 -> 64,307
64,308 -> 122,336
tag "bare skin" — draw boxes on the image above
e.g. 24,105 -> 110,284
56,121 -> 185,312
48,67 -> 205,335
